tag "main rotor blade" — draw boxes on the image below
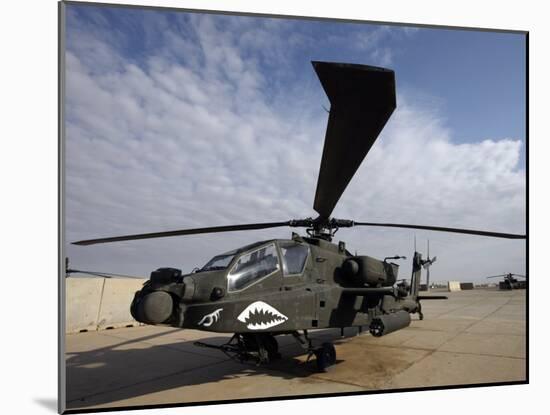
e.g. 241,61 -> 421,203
312,61 -> 396,218
486,275 -> 507,279
66,269 -> 144,279
353,222 -> 526,239
72,221 -> 291,246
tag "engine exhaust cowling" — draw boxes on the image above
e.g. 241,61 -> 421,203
343,256 -> 398,287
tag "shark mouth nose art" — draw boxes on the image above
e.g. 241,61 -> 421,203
237,301 -> 288,330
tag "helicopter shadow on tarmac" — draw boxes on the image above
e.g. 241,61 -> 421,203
65,326 -> 393,409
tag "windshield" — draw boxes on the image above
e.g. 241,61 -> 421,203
228,243 -> 280,291
279,241 -> 309,275
200,253 -> 236,272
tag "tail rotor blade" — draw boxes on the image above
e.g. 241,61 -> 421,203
423,256 -> 437,269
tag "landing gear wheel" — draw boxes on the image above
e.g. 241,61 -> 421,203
315,342 -> 336,372
263,335 -> 281,360
242,334 -> 281,362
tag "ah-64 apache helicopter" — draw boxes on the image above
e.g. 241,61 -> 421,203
73,61 -> 526,372
487,273 -> 527,290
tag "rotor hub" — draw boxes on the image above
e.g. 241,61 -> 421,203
289,217 -> 355,241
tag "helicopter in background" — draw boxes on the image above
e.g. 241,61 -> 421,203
487,273 -> 527,290
73,61 -> 526,372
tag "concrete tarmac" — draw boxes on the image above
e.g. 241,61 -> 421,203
65,288 -> 526,411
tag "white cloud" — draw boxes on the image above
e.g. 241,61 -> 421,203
65,12 -> 525,283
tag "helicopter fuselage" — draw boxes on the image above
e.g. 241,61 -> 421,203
130,234 -> 419,336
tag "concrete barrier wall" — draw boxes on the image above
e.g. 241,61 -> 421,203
98,278 -> 146,330
448,281 -> 462,292
66,277 -> 147,334
66,278 -> 104,333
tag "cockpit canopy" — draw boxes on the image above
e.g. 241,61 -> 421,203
198,240 -> 310,292
200,252 -> 236,272
228,243 -> 280,291
279,241 -> 309,275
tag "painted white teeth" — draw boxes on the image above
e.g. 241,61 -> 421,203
237,301 -> 288,330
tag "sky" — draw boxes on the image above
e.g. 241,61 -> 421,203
63,3 -> 526,283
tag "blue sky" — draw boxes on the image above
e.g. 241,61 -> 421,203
395,28 -> 525,146
67,6 -> 526,148
64,3 -> 526,281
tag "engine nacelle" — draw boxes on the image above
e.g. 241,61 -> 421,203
342,255 -> 399,287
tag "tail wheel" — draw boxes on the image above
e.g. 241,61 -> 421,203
315,342 -> 336,372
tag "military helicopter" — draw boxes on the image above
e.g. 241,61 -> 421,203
487,273 -> 527,290
73,61 -> 526,372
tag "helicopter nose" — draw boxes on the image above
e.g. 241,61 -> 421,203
132,290 -> 174,324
